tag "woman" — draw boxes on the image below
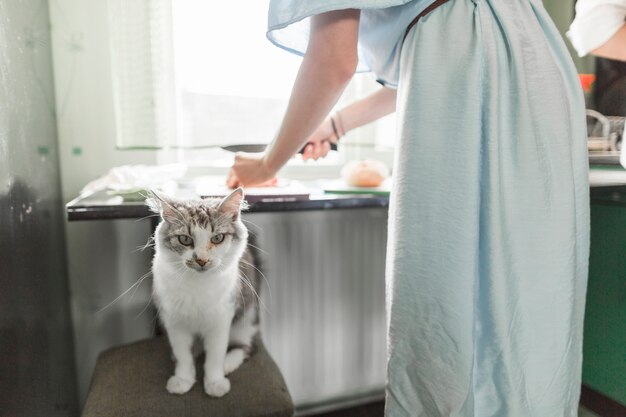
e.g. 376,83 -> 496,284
228,1 -> 589,416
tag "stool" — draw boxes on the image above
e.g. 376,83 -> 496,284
82,337 -> 294,417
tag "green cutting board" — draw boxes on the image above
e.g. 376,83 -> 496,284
323,179 -> 391,196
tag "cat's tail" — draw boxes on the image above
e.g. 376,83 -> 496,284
224,346 -> 250,375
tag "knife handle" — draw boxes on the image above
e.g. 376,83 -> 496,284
298,141 -> 338,154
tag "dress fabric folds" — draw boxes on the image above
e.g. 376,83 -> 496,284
387,1 -> 589,415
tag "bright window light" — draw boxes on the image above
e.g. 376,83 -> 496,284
171,0 -> 302,148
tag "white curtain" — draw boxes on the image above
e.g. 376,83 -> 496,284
108,0 -> 176,149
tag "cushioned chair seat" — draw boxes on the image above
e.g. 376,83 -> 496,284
82,337 -> 293,417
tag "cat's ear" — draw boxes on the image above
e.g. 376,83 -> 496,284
146,189 -> 179,222
218,188 -> 246,221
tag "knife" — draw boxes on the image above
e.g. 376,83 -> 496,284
221,141 -> 338,154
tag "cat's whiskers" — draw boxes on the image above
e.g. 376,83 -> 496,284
96,270 -> 153,314
240,217 -> 262,231
240,258 -> 273,304
239,221 -> 260,238
246,241 -> 268,255
239,270 -> 268,314
238,275 -> 261,312
134,236 -> 156,253
134,291 -> 155,320
134,213 -> 163,223
128,271 -> 150,304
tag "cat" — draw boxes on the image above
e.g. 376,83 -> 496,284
147,188 -> 261,397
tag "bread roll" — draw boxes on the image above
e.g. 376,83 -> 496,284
341,160 -> 389,188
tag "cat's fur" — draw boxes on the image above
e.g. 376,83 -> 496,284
147,189 -> 261,397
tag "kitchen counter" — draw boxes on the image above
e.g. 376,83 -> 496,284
589,166 -> 626,207
66,189 -> 390,221
66,168 -> 626,221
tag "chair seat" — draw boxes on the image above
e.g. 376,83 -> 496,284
82,337 -> 293,417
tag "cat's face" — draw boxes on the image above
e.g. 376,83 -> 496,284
148,189 -> 248,274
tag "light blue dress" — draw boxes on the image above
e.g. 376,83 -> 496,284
268,1 -> 590,416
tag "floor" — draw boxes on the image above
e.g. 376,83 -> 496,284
308,401 -> 602,417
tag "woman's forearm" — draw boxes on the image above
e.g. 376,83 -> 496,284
299,84 -> 396,161
263,10 -> 360,172
337,87 -> 396,135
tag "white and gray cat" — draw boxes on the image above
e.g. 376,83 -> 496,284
147,188 -> 261,397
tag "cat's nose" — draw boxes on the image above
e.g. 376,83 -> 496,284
195,258 -> 208,267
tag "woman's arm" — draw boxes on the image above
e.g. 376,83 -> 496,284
302,86 -> 397,160
568,0 -> 626,60
591,23 -> 626,61
227,9 -> 360,187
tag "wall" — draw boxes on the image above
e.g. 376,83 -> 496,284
0,0 -> 77,415
543,0 -> 595,74
48,0 -> 159,405
48,0 -> 158,199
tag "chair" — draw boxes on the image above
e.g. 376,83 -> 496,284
82,336 -> 294,417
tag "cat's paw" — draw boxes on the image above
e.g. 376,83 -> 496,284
204,377 -> 230,397
166,375 -> 194,394
224,348 -> 247,375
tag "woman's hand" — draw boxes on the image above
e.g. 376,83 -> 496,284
301,117 -> 338,161
300,87 -> 397,161
226,152 -> 278,188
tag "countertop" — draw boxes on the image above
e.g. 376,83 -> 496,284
66,189 -> 391,221
66,168 -> 626,221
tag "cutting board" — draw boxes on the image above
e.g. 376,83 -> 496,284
323,179 -> 391,196
194,176 -> 311,203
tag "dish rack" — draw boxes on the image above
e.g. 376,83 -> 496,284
587,109 -> 623,165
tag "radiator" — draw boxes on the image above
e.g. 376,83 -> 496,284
245,208 -> 388,407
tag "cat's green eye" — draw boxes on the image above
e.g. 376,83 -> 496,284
177,235 -> 193,246
211,233 -> 225,244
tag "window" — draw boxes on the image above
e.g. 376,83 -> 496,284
109,0 -> 395,168
172,0 -> 301,149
